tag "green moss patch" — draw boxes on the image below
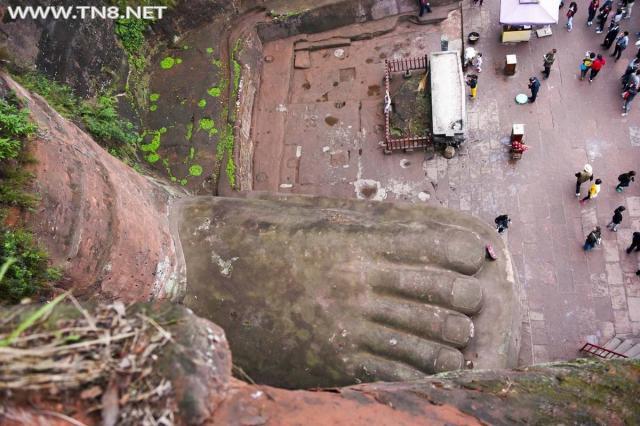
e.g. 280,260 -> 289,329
149,93 -> 160,102
146,152 -> 160,163
141,127 -> 167,160
185,122 -> 194,141
189,164 -> 203,176
207,87 -> 221,97
206,47 -> 214,54
149,104 -> 158,112
198,99 -> 207,108
160,57 -> 175,69
176,58 -> 183,64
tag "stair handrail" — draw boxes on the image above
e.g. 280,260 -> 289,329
579,342 -> 628,359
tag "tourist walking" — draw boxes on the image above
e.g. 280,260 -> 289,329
602,23 -> 620,49
418,0 -> 432,16
590,54 -> 606,81
466,74 -> 478,99
580,52 -> 596,80
607,206 -> 626,231
612,31 -> 630,61
583,226 -> 602,251
596,5 -> 611,33
575,164 -> 594,197
616,170 -> 636,191
495,214 -> 511,234
588,0 -> 600,24
528,77 -> 541,102
624,0 -> 635,18
567,2 -> 578,31
472,53 -> 483,73
580,178 -> 602,204
622,81 -> 637,115
542,49 -> 557,78
626,231 -> 640,253
621,57 -> 639,86
609,8 -> 624,29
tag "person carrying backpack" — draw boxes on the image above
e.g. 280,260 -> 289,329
583,226 -> 602,251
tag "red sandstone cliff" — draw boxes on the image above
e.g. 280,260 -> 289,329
3,73 -> 185,302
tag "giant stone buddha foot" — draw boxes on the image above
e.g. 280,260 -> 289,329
174,193 -> 521,389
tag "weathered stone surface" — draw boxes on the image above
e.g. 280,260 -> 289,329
2,74 -> 186,302
294,50 -> 311,68
2,301 -> 639,425
175,192 -> 520,388
0,0 -> 127,97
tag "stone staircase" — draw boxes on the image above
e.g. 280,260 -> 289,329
601,336 -> 640,359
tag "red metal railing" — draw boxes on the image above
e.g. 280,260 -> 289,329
383,56 -> 431,154
579,343 -> 628,359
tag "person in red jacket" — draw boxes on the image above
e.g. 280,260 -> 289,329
590,54 -> 606,82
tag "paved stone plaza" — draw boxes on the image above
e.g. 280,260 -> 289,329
251,1 -> 640,365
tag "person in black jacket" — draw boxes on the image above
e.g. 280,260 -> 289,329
626,231 -> 640,253
584,226 -> 602,251
616,170 -> 635,192
607,206 -> 626,231
528,77 -> 541,103
602,23 -> 620,49
495,214 -> 511,234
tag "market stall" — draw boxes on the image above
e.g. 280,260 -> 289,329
499,0 -> 560,42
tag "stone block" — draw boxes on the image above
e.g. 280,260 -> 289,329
628,297 -> 640,322
294,50 -> 311,69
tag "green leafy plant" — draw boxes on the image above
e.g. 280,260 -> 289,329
0,230 -> 60,303
115,18 -> 146,56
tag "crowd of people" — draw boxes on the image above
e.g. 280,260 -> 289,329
562,0 -> 640,114
460,0 -> 640,273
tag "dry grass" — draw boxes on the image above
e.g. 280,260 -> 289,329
0,294 -> 176,425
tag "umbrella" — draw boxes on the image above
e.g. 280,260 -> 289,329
500,0 -> 561,25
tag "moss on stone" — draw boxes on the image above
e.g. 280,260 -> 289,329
189,164 -> 203,176
160,57 -> 175,70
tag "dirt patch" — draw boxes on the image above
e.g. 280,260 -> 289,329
367,84 -> 380,97
302,81 -> 311,90
325,116 -> 339,126
339,67 -> 356,82
389,71 -> 431,138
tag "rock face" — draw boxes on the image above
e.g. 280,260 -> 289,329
175,192 -> 520,388
2,300 -> 639,425
2,74 -> 186,302
0,0 -> 127,97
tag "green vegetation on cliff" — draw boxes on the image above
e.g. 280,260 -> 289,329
14,72 -> 140,167
0,230 -> 60,303
0,92 -> 59,303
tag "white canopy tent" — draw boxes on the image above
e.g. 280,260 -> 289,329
499,0 -> 561,25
